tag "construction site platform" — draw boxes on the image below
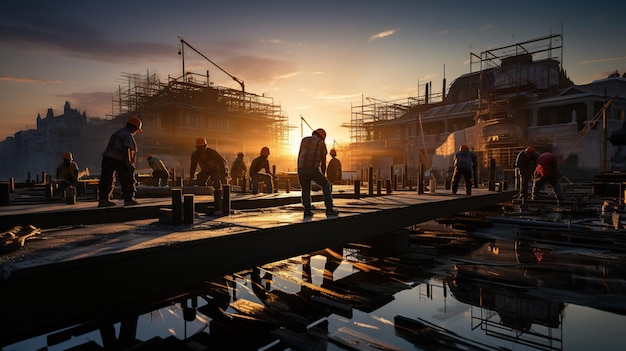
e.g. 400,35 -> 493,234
0,186 -> 514,346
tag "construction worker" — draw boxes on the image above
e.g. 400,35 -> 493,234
190,137 -> 227,188
230,152 -> 247,190
532,151 -> 563,206
146,154 -> 170,187
515,146 -> 538,199
326,148 -> 342,185
250,147 -> 278,194
297,128 -> 338,217
98,116 -> 142,207
451,144 -> 477,196
56,151 -> 79,190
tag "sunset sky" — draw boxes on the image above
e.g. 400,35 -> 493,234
1,0 -> 625,151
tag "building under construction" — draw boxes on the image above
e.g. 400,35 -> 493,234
347,34 -> 626,185
110,69 -> 291,177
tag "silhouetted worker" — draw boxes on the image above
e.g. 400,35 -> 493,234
451,144 -> 477,196
230,152 -> 247,189
98,116 -> 142,207
326,148 -> 342,185
250,147 -> 278,194
56,151 -> 79,190
515,146 -> 538,199
297,128 -> 338,217
190,137 -> 227,188
146,154 -> 170,187
532,151 -> 563,206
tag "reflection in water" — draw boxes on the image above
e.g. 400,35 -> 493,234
6,221 -> 626,350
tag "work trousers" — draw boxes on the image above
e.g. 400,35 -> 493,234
298,169 -> 333,212
251,173 -> 273,194
452,167 -> 472,195
99,157 -> 136,201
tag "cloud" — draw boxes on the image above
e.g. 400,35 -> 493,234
480,24 -> 492,31
368,28 -> 399,41
276,72 -> 300,79
260,38 -> 282,44
579,56 -> 626,64
0,14 -> 174,64
0,75 -> 62,84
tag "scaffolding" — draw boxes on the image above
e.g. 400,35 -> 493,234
111,70 -> 291,170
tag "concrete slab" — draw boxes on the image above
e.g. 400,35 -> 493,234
0,188 -> 515,345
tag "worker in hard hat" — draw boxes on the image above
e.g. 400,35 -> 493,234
250,146 -> 278,194
98,115 -> 142,207
56,151 -> 79,190
451,144 -> 477,196
515,146 -> 539,199
189,137 -> 227,188
326,148 -> 342,186
532,151 -> 563,207
297,128 -> 339,217
146,154 -> 170,187
230,152 -> 247,190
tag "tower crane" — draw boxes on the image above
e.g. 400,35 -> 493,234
178,36 -> 245,92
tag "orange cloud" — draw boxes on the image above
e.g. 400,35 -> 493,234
579,56 -> 626,64
368,28 -> 399,41
0,76 -> 61,84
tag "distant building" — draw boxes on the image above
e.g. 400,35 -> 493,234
347,34 -> 626,183
0,101 -> 115,182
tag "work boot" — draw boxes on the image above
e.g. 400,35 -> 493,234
98,199 -> 116,207
326,208 -> 339,216
124,198 -> 139,206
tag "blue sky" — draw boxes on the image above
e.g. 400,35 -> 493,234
1,0 -> 625,151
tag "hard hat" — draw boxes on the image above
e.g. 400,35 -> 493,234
525,146 -> 536,157
195,137 -> 207,147
460,144 -> 469,152
330,149 -> 337,156
63,152 -> 73,160
127,116 -> 142,132
313,128 -> 326,140
260,146 -> 270,156
146,154 -> 153,160
237,152 -> 244,157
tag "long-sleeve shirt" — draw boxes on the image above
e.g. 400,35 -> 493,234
148,157 -> 169,174
190,147 -> 226,176
535,152 -> 560,178
515,151 -> 538,171
297,135 -> 327,173
454,151 -> 476,171
250,156 -> 271,175
56,161 -> 79,183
